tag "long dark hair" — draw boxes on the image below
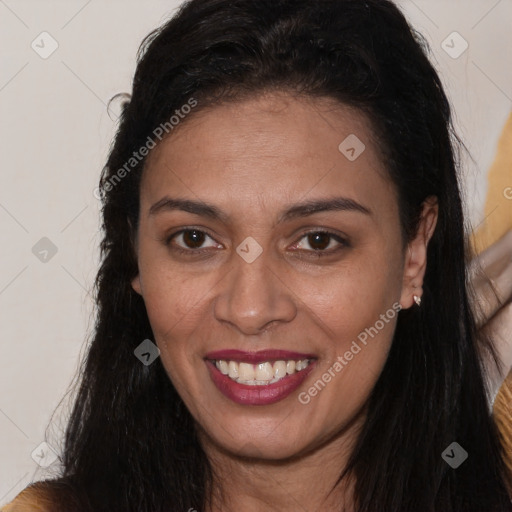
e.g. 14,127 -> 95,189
35,0 -> 512,510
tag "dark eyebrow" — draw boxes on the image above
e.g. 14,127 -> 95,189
277,197 -> 372,223
149,197 -> 230,222
148,196 -> 372,222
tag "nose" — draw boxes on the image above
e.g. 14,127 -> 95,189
213,246 -> 297,335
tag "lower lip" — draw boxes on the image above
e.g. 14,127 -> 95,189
205,360 -> 316,405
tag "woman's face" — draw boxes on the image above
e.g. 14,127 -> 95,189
131,91 -> 428,460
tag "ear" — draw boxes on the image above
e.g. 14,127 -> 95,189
399,196 -> 438,309
131,274 -> 142,295
128,217 -> 143,296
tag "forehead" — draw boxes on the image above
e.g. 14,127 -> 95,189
140,91 -> 394,215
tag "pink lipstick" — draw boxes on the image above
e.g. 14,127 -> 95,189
204,349 -> 316,405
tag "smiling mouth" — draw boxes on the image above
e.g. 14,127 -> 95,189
208,358 -> 314,386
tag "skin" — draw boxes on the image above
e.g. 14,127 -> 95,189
131,90 -> 438,511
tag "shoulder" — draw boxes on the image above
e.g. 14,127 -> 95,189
1,482 -> 54,512
493,370 -> 512,498
0,479 -> 84,512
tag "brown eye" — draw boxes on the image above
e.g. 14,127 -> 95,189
181,229 -> 206,249
306,232 -> 331,251
293,230 -> 349,255
167,229 -> 220,253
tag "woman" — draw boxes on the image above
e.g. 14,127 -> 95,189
3,0 -> 512,510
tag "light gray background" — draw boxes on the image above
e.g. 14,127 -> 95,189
1,0 -> 511,505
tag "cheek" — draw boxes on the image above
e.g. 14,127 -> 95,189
137,248 -> 206,335
136,276 -> 198,385
300,253 -> 401,332
304,289 -> 397,424
296,249 -> 400,385
139,270 -> 205,392
307,282 -> 397,369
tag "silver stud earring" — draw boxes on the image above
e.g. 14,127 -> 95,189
413,295 -> 422,307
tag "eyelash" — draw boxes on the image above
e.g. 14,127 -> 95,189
164,228 -> 349,258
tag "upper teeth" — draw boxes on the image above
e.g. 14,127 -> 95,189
214,359 -> 312,385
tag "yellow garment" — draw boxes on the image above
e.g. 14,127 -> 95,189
495,376 -> 512,495
471,112 -> 512,255
1,482 -> 54,511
